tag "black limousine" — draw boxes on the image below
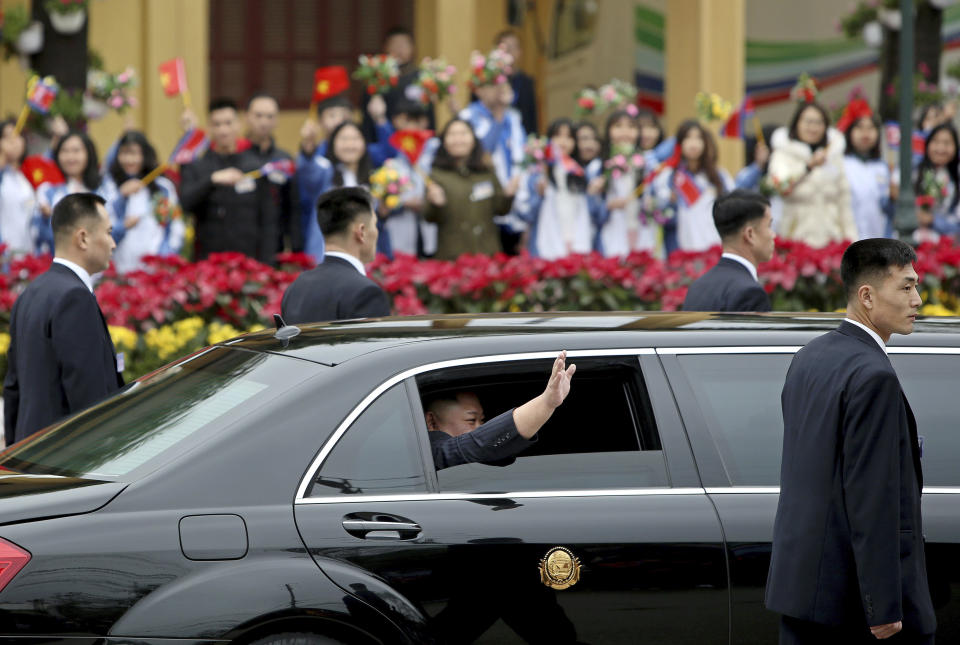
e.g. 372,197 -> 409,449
0,312 -> 957,644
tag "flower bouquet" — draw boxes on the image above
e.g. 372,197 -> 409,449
369,159 -> 411,210
353,54 -> 400,95
522,134 -> 549,171
694,91 -> 732,123
414,57 -> 457,105
603,144 -> 645,181
916,168 -> 948,209
153,193 -> 183,227
791,72 -> 819,104
86,66 -> 138,115
574,79 -> 638,117
468,45 -> 513,89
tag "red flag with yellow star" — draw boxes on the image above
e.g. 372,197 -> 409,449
21,156 -> 64,190
313,66 -> 350,104
389,129 -> 434,165
158,58 -> 187,98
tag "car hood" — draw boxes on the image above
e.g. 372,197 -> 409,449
0,473 -> 126,526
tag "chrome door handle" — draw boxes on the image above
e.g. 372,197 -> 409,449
341,516 -> 422,540
342,520 -> 421,532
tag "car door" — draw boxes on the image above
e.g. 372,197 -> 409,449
294,350 -> 729,644
659,347 -> 796,644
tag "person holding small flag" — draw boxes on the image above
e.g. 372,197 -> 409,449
35,132 -> 105,255
913,123 -> 960,243
180,97 -> 277,264
102,131 -> 183,274
0,118 -> 35,257
596,108 -> 650,258
838,98 -> 894,240
514,118 -> 593,259
767,79 -> 856,248
244,92 -> 300,253
647,120 -> 735,253
299,66 -> 354,164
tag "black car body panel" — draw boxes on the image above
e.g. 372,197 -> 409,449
0,312 -> 958,643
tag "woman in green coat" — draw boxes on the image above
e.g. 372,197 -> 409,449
424,118 -> 517,260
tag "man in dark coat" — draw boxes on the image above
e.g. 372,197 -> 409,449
425,351 -> 576,470
766,238 -> 935,644
4,193 -> 124,445
281,187 -> 390,323
496,29 -> 539,135
683,190 -> 775,312
244,92 -> 301,253
180,97 -> 277,264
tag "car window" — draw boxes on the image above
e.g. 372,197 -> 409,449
309,383 -> 427,497
891,354 -> 960,487
677,354 -> 793,486
415,356 -> 670,493
0,347 -> 318,480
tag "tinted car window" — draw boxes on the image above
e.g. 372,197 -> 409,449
678,354 -> 793,486
1,348 -> 317,479
416,357 -> 670,492
891,354 -> 960,487
310,384 -> 427,496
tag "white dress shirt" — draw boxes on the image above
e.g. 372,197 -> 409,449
721,252 -> 759,283
52,257 -> 94,293
324,251 -> 365,276
844,318 -> 887,353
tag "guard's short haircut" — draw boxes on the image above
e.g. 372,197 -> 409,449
712,190 -> 770,240
51,193 -> 106,242
208,97 -> 239,114
841,238 -> 918,300
316,186 -> 374,238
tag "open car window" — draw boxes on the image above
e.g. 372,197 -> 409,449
415,356 -> 670,493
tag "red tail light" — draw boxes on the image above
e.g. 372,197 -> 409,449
0,538 -> 30,593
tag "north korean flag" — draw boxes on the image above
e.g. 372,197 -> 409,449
721,98 -> 755,140
169,129 -> 210,165
27,79 -> 58,114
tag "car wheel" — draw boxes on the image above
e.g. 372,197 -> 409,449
247,633 -> 346,645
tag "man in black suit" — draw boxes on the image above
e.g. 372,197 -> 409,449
766,239 -> 934,644
4,193 -> 124,445
281,187 -> 390,323
426,351 -> 576,470
180,97 -> 277,264
496,29 -> 539,135
683,189 -> 775,312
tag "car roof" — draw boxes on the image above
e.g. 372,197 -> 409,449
223,312 -> 960,366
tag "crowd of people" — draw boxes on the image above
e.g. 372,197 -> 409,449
2,26 -> 959,275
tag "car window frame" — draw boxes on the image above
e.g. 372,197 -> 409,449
295,348 -> 703,503
660,345 -> 960,494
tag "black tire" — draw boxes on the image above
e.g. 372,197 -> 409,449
247,633 -> 346,645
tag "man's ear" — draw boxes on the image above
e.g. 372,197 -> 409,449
858,284 -> 874,310
425,410 -> 439,431
75,226 -> 89,251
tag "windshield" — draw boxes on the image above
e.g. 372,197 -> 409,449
0,347 -> 318,480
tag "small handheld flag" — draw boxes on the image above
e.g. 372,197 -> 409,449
389,129 -> 434,165
674,169 -> 702,206
545,143 -> 585,177
721,97 -> 755,140
169,128 -> 210,165
884,122 -> 925,156
15,76 -> 59,135
20,155 -> 64,189
158,57 -> 191,108
311,66 -> 350,121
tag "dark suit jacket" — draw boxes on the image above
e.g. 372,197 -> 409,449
429,409 -> 535,470
3,263 -> 124,445
510,72 -> 538,136
180,148 -> 278,264
766,321 -> 935,634
280,255 -> 390,324
682,256 -> 771,312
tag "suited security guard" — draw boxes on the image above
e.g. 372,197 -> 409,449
766,238 -> 935,644
683,189 -> 774,312
281,186 -> 390,323
4,193 -> 124,445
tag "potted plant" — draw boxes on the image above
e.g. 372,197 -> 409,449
45,0 -> 88,35
85,66 -> 137,120
1,4 -> 44,59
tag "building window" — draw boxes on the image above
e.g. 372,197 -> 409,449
209,0 -> 414,110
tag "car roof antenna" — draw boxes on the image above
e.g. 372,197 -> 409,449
273,314 -> 301,347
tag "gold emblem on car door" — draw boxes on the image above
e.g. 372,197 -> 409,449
539,546 -> 581,590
